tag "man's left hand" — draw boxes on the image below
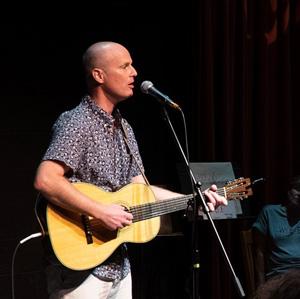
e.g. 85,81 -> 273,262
204,184 -> 228,211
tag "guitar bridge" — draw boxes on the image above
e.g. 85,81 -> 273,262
81,215 -> 93,244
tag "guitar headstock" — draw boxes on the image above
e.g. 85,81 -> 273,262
224,177 -> 253,200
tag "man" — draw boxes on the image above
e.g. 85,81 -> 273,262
34,41 -> 227,299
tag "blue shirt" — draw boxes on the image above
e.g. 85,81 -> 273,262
252,204 -> 300,278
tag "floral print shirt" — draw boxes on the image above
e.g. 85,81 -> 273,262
43,95 -> 144,284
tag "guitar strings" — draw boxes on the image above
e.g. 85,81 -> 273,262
129,187 -> 246,222
130,195 -> 194,222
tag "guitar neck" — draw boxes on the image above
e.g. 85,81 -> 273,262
129,187 -> 227,223
130,194 -> 195,222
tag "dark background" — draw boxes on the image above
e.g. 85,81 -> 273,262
1,1 -> 300,298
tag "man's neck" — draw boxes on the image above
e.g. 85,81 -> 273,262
89,90 -> 116,114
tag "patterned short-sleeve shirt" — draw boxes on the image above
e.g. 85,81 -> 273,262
43,95 -> 144,284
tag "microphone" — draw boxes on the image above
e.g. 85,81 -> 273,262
140,81 -> 181,110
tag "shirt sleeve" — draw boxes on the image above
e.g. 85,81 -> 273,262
42,112 -> 88,172
252,205 -> 270,236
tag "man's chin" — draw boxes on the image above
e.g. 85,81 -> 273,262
124,91 -> 134,99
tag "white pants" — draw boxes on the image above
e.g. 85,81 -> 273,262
50,272 -> 132,299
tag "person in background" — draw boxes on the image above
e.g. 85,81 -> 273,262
252,175 -> 300,288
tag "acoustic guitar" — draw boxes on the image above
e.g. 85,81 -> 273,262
36,178 -> 252,270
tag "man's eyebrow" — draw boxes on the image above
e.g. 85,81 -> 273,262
120,62 -> 131,68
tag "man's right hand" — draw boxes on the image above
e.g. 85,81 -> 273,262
98,204 -> 133,230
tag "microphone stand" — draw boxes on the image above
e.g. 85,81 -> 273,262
161,106 -> 245,299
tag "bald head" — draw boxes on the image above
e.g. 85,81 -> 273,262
82,41 -> 128,76
82,41 -> 137,99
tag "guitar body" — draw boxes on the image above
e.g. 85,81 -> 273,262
46,182 -> 160,270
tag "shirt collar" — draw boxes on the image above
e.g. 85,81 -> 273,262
82,95 -> 122,125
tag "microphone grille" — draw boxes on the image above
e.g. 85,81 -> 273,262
140,80 -> 153,94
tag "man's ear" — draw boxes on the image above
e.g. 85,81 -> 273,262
92,68 -> 104,84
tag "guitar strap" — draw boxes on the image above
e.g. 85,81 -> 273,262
120,119 -> 150,186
